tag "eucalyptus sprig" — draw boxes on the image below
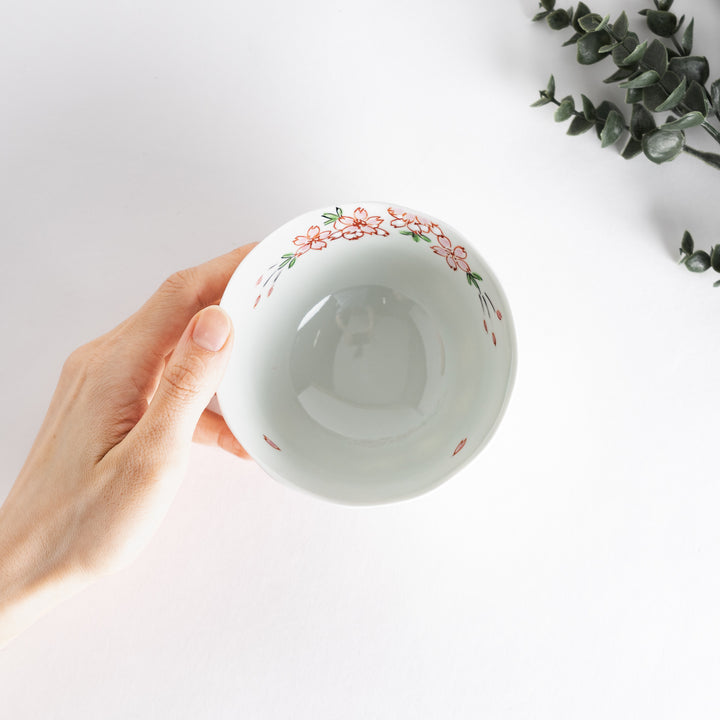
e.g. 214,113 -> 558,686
678,231 -> 720,286
531,0 -> 720,285
532,0 -> 720,167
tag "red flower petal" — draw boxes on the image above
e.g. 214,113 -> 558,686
453,438 -> 467,456
454,245 -> 468,259
354,207 -> 368,221
456,259 -> 471,273
436,234 -> 452,250
263,435 -> 281,451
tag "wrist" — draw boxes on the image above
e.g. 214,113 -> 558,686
0,489 -> 91,648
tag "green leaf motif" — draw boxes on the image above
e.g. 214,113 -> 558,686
642,129 -> 685,163
661,111 -> 705,131
620,70 -> 660,89
685,251 -> 711,272
288,257 -> 297,268
540,0 -> 556,11
645,10 -> 677,37
577,30 -> 613,64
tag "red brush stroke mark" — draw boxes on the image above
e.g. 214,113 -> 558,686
496,310 -> 502,320
453,438 -> 467,456
256,275 -> 263,286
254,295 -> 261,309
492,333 -> 497,346
263,435 -> 281,451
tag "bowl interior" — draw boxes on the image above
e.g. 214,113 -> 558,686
218,202 -> 516,504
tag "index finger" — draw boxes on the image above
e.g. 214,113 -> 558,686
128,243 -> 257,362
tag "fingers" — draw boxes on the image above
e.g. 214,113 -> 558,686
127,243 -> 256,364
193,408 -> 249,459
121,305 -> 234,474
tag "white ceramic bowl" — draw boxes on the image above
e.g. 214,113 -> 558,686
217,202 -> 517,505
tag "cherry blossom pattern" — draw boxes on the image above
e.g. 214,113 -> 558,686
324,206 -> 389,240
293,224 -> 333,255
253,205 -> 503,348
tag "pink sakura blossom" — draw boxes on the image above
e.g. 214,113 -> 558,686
431,235 -> 471,272
293,225 -> 332,255
387,207 -> 431,235
335,207 -> 389,240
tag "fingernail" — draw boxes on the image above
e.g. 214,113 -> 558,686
192,306 -> 231,352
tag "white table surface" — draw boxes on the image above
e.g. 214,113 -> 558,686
2,0 -> 720,717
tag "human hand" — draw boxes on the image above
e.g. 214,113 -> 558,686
0,244 -> 255,647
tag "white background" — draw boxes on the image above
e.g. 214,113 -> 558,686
2,0 -> 720,717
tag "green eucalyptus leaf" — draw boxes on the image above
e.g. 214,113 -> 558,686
533,10 -> 550,21
562,32 -> 582,47
710,79 -> 720,113
541,0 -> 556,10
531,94 -> 553,107
711,245 -> 720,272
572,2 -> 592,32
656,0 -> 674,10
546,75 -> 556,97
681,230 -> 694,255
683,80 -> 708,114
595,15 -> 610,33
604,67 -> 635,83
613,11 -> 629,38
660,111 -> 705,130
625,87 -> 643,103
620,70 -> 660,88
642,128 -> 685,163
621,137 -> 643,158
645,10 -> 677,37
643,39 -> 669,76
618,40 -> 647,67
713,279 -> 720,288
599,42 -> 620,53
547,9 -> 571,29
681,18 -> 694,55
630,103 -> 656,140
554,96 -> 576,121
685,250 -> 711,272
567,115 -> 595,135
652,74 -> 686,112
668,56 -> 710,86
594,101 -> 624,141
581,94 -> 596,120
600,109 -> 625,147
577,30 -> 613,64
578,13 -> 603,32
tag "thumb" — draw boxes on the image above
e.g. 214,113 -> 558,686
132,305 -> 234,467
